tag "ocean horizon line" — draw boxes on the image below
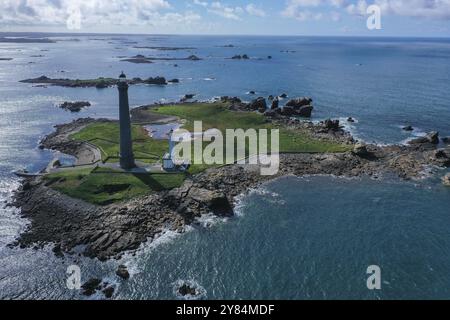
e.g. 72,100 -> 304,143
1,31 -> 450,40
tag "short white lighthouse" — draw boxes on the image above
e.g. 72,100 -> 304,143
162,129 -> 176,170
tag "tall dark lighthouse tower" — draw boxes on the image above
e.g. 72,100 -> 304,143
117,72 -> 135,170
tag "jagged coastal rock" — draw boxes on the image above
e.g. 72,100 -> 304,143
81,278 -> 102,296
409,132 -> 440,145
179,284 -> 199,297
403,125 -> 414,131
243,96 -> 314,117
81,278 -> 115,298
271,98 -> 279,110
352,143 -> 369,157
116,265 -> 130,280
296,105 -> 314,117
181,93 -> 196,102
249,97 -> 267,112
220,96 -> 242,104
285,97 -> 314,117
103,286 -> 115,299
286,97 -> 312,108
321,119 -> 341,132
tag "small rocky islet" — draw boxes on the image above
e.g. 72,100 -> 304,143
59,101 -> 91,112
11,94 -> 450,263
80,278 -> 115,298
231,54 -> 250,60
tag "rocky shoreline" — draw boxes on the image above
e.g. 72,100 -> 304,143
39,117 -> 111,165
11,101 -> 450,262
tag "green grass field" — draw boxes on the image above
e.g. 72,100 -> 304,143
153,102 -> 351,153
71,122 -> 167,163
48,102 -> 350,205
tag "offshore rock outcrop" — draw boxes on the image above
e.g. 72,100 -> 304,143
59,101 -> 91,112
231,54 -> 250,60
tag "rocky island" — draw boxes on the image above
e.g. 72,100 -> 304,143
0,37 -> 56,43
121,54 -> 201,64
59,101 -> 91,112
133,46 -> 197,51
11,97 -> 450,263
20,75 -> 177,88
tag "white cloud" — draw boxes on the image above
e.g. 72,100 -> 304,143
207,2 -> 244,20
0,0 -> 182,27
282,0 -> 450,20
192,1 -> 266,20
346,0 -> 367,16
282,0 -> 325,20
192,0 -> 208,7
2,0 -> 449,31
330,11 -> 341,21
245,4 -> 266,17
377,0 -> 450,19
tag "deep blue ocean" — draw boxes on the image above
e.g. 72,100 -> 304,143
0,34 -> 449,299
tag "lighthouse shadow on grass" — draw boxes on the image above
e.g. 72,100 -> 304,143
43,167 -> 187,205
130,171 -> 181,191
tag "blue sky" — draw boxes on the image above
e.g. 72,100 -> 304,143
0,0 -> 449,37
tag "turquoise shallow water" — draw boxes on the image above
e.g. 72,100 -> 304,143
0,34 -> 449,299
